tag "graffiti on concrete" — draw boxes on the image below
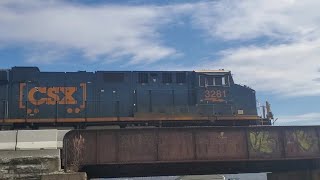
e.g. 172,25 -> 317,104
249,131 -> 277,154
287,130 -> 316,152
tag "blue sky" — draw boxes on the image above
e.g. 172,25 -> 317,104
1,0 -> 320,125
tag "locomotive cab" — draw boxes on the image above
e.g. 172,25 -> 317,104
195,70 -> 262,124
196,70 -> 232,116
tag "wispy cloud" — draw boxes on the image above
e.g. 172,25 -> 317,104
191,0 -> 320,96
191,0 -> 320,41
26,49 -> 67,64
1,0 -> 320,98
0,0 -> 179,64
199,40 -> 320,96
277,112 -> 320,125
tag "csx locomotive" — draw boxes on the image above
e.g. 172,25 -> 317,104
0,67 -> 271,129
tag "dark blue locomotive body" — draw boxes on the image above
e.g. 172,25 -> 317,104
0,67 -> 270,128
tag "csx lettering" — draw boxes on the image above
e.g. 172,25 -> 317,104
28,87 -> 77,105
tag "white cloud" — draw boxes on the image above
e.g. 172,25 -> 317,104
199,40 -> 320,96
277,113 -> 320,125
1,0 -> 320,98
192,0 -> 320,41
26,47 -> 67,64
0,0 -> 178,64
190,0 -> 320,97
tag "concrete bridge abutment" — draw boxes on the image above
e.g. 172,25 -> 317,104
0,129 -> 87,180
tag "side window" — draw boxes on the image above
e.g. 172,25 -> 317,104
215,77 -> 222,86
150,73 -> 158,83
138,73 -> 148,83
0,70 -> 8,83
176,72 -> 186,83
162,73 -> 172,83
222,76 -> 229,86
206,76 -> 214,86
103,73 -> 125,83
199,75 -> 229,87
199,76 -> 205,87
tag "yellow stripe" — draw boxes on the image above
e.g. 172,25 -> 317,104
1,115 -> 261,124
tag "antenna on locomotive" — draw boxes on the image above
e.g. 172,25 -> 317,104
257,100 -> 267,119
266,101 -> 274,120
257,100 -> 275,125
266,101 -> 278,125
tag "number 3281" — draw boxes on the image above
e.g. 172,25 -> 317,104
204,90 -> 227,98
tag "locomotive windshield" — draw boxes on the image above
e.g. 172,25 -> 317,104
199,75 -> 229,87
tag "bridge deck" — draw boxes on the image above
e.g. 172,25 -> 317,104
63,126 -> 320,178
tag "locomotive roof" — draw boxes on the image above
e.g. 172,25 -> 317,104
195,69 -> 230,73
9,67 -> 231,74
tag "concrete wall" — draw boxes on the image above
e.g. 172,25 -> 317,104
0,129 -> 87,180
0,129 -> 70,150
0,130 -> 17,150
17,129 -> 58,150
0,150 -> 61,180
57,130 -> 70,149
